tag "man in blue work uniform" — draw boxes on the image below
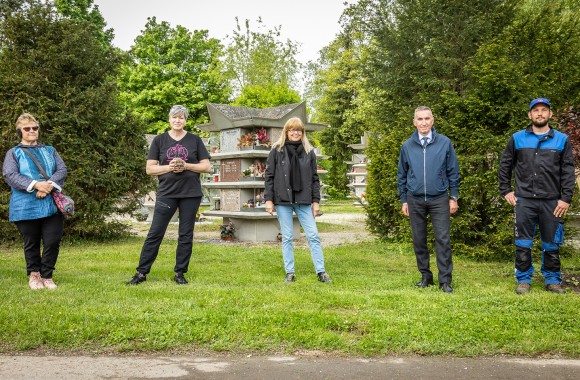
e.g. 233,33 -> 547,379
499,98 -> 575,294
397,106 -> 460,293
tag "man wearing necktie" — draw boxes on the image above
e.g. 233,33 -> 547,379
397,106 -> 460,293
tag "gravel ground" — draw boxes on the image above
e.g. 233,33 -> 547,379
130,212 -> 374,247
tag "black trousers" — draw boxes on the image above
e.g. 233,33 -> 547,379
136,197 -> 201,275
407,194 -> 453,284
15,213 -> 64,278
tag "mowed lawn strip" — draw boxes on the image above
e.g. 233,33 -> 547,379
1,234 -> 579,356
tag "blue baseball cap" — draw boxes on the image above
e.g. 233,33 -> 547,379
529,98 -> 551,111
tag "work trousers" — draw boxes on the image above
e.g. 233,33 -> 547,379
514,197 -> 563,285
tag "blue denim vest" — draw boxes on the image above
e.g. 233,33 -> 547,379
9,146 -> 58,222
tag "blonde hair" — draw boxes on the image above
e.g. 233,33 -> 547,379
272,117 -> 313,153
15,113 -> 39,130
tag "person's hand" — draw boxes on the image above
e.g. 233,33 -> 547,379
265,200 -> 275,215
36,190 -> 50,199
170,158 -> 185,173
401,203 -> 409,217
553,200 -> 570,218
34,181 -> 53,194
449,199 -> 459,215
504,191 -> 517,206
312,202 -> 321,217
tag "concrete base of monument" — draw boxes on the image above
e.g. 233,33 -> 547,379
203,210 -> 299,242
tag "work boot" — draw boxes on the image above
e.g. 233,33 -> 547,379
545,284 -> 566,294
515,282 -> 530,294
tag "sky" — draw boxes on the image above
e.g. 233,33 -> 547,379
92,0 -> 349,64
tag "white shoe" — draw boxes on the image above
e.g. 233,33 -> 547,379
29,272 -> 44,290
42,278 -> 57,290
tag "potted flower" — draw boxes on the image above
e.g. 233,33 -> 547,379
220,221 -> 236,240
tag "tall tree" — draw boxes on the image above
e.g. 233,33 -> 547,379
224,17 -> 301,105
118,17 -> 230,134
53,0 -> 113,46
335,0 -> 580,258
0,0 -> 151,240
307,34 -> 365,196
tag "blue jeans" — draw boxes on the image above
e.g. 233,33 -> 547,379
276,204 -> 325,274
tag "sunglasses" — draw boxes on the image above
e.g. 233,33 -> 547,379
22,126 -> 39,132
288,129 -> 303,134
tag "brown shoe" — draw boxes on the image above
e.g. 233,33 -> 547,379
545,284 -> 566,294
515,282 -> 530,294
29,272 -> 44,290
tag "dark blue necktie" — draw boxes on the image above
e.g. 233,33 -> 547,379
422,137 -> 428,147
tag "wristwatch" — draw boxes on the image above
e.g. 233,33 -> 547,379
450,196 -> 458,201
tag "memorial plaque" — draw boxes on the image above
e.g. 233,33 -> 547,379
220,129 -> 241,152
221,189 -> 241,211
220,158 -> 241,182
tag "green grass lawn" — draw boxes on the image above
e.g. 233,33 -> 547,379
1,233 -> 579,357
320,198 -> 366,214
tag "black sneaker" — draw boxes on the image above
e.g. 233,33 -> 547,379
317,272 -> 332,283
127,272 -> 146,285
284,273 -> 296,283
174,272 -> 188,285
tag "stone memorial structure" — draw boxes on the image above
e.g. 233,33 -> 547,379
199,102 -> 327,241
345,132 -> 369,206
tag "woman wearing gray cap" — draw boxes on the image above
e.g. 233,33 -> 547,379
127,105 -> 211,285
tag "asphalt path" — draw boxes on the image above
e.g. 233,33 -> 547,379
1,354 -> 580,379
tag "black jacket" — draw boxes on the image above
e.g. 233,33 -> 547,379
498,125 -> 575,203
264,145 -> 321,205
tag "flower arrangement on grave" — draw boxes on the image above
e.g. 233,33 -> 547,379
254,192 -> 265,207
220,221 -> 236,240
241,161 -> 266,178
237,128 -> 271,148
243,198 -> 255,208
251,161 -> 266,177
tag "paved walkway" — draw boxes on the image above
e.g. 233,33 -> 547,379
1,354 -> 580,379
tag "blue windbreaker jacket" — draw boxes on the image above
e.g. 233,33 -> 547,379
397,129 -> 460,203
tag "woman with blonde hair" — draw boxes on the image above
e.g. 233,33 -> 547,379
264,117 -> 331,283
2,113 -> 68,290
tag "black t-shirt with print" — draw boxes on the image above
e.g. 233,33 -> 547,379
148,132 -> 211,198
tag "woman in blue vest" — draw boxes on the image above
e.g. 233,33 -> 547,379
2,113 -> 67,290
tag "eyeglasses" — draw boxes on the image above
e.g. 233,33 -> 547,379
288,129 -> 303,134
22,126 -> 39,132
